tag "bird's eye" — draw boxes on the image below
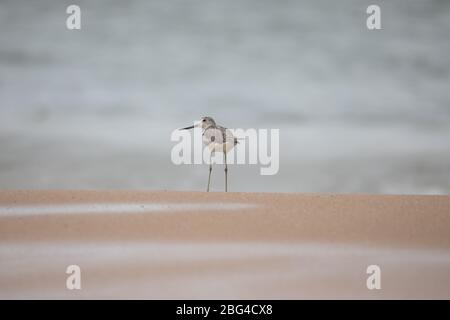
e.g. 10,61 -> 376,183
202,119 -> 206,122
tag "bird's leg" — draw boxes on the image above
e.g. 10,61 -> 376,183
222,131 -> 228,192
223,143 -> 228,192
224,150 -> 228,192
207,151 -> 213,192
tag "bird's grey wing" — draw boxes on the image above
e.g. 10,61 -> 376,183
218,126 -> 235,144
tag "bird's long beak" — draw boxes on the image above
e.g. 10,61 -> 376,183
179,125 -> 195,130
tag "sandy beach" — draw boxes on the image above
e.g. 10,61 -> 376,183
0,190 -> 450,299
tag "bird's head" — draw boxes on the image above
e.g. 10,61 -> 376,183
180,116 -> 216,130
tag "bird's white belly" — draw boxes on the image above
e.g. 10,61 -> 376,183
206,141 -> 235,153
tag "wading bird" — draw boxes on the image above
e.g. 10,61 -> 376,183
180,117 -> 238,192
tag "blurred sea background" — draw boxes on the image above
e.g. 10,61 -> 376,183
0,0 -> 449,193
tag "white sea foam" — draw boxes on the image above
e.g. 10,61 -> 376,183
0,202 -> 255,217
